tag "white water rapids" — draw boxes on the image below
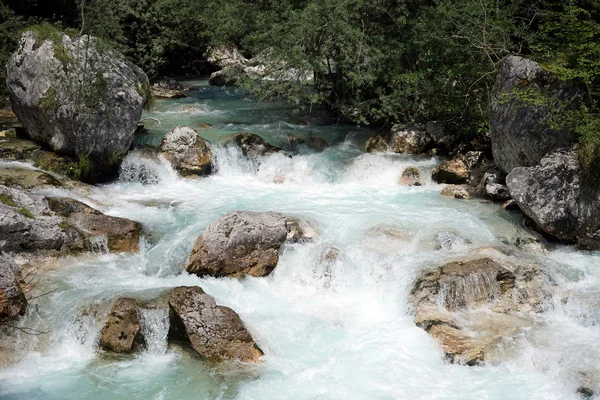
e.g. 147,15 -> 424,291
1,79 -> 599,399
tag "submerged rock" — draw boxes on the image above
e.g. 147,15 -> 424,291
399,167 -> 423,186
431,160 -> 470,184
307,137 -> 327,153
99,297 -> 144,353
410,258 -> 555,365
159,126 -> 213,177
0,254 -> 27,321
506,148 -> 600,247
490,56 -> 579,173
185,211 -> 311,277
440,186 -> 470,200
6,32 -> 149,182
231,132 -> 281,157
167,286 -> 263,362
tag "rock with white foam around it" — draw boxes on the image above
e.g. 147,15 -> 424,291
409,258 -> 555,365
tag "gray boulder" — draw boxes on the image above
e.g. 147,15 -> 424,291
6,31 -> 149,182
167,286 -> 263,362
185,211 -> 312,277
159,126 -> 212,177
506,148 -> 600,246
490,56 -> 579,173
0,254 -> 27,321
209,66 -> 245,87
431,160 -> 470,184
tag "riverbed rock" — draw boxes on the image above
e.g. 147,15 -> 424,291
0,137 -> 40,160
399,167 -> 423,186
307,137 -> 327,153
431,160 -> 470,184
506,148 -> 600,247
232,133 -> 281,157
152,77 -> 183,91
47,197 -> 141,253
159,126 -> 212,177
6,31 -> 149,182
389,124 -> 431,154
440,186 -> 470,200
0,167 -> 62,189
0,254 -> 27,321
185,211 -> 308,277
167,286 -> 263,362
490,56 -> 580,173
365,134 -> 389,153
476,168 -> 511,201
209,66 -> 245,87
410,257 -> 555,365
99,297 -> 144,353
206,45 -> 249,69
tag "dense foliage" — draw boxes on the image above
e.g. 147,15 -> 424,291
0,0 -> 598,165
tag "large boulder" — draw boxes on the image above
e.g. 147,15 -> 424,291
205,45 -> 249,69
506,148 -> 600,247
6,31 -> 149,182
167,286 -> 263,362
185,211 -> 311,277
410,258 -> 554,365
159,126 -> 212,177
99,297 -> 144,353
490,56 -> 579,173
0,254 -> 27,321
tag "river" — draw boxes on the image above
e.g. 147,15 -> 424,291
1,78 -> 599,400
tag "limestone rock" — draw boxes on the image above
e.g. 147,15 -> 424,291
185,211 -> 310,277
99,297 -> 144,353
490,56 -> 579,173
0,254 -> 27,321
159,126 -> 212,177
6,32 -> 149,182
167,286 -> 262,362
0,137 -> 40,160
389,124 -> 431,154
209,66 -> 245,87
399,167 -> 423,186
506,148 -> 600,246
431,160 -> 470,184
205,45 -> 249,69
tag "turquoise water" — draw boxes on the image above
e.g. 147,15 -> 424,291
1,79 -> 599,400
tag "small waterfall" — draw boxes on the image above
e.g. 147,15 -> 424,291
212,144 -> 260,177
438,268 -> 502,310
140,308 -> 169,355
119,151 -> 166,185
86,236 -> 109,253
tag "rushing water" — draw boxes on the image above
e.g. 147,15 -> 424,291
1,79 -> 600,400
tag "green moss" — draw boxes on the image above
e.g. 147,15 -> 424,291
59,220 -> 69,230
0,193 -> 15,207
27,23 -> 63,43
16,207 -> 34,219
40,86 -> 57,110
